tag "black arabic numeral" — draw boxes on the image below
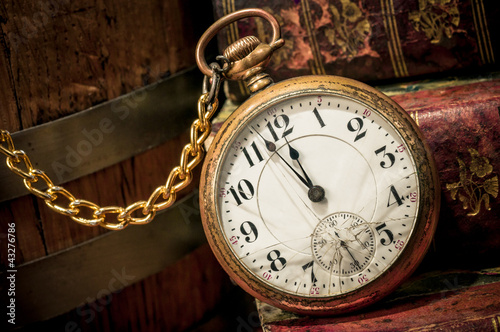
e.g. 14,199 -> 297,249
347,117 -> 367,142
242,141 -> 263,167
375,223 -> 394,246
267,250 -> 287,272
312,108 -> 325,128
228,179 -> 255,206
387,185 -> 404,207
302,260 -> 318,284
374,145 -> 395,168
240,221 -> 258,243
266,114 -> 294,142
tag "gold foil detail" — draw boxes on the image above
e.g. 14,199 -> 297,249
471,0 -> 495,64
446,148 -> 499,216
409,111 -> 420,127
409,0 -> 460,44
381,0 -> 409,77
325,0 -> 371,59
222,0 -> 248,97
301,0 -> 326,75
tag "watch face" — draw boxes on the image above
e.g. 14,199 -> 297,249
201,76 -> 439,315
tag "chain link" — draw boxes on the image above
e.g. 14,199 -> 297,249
0,73 -> 221,230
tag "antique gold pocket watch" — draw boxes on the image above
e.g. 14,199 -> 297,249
0,8 -> 439,316
197,9 -> 440,315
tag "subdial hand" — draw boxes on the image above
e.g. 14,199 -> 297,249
341,242 -> 362,270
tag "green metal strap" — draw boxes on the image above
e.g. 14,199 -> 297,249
0,67 -> 203,202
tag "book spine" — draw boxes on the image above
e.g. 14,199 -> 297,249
213,0 -> 499,101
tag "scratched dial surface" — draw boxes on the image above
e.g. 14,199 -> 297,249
215,93 -> 420,297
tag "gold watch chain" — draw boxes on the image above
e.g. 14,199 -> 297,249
0,76 -> 220,230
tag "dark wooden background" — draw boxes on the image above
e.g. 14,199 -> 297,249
0,1 -> 254,330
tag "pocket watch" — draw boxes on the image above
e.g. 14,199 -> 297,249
0,8 -> 440,317
197,9 -> 440,315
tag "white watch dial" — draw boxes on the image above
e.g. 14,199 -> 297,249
215,93 -> 420,297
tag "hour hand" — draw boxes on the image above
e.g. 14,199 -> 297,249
285,138 -> 325,203
286,138 -> 313,187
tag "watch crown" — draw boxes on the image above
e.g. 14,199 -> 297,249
224,36 -> 261,61
222,36 -> 284,94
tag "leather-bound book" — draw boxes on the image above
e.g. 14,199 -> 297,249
213,0 -> 499,101
256,269 -> 500,330
388,77 -> 500,270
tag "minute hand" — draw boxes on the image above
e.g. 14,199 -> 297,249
275,150 -> 311,188
251,126 -> 311,188
251,126 -> 325,202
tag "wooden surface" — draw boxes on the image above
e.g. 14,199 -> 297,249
1,0 -> 196,131
25,244 -> 239,332
0,1 -> 243,330
0,0 -> 207,261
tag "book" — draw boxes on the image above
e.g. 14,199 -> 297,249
389,78 -> 500,270
257,268 -> 500,330
213,0 -> 499,101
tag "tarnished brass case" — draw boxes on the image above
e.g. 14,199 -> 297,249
199,75 -> 440,315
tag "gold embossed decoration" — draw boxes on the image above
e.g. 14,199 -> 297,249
409,0 -> 460,44
446,148 -> 499,216
326,0 -> 372,59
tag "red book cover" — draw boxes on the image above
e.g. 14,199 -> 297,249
390,78 -> 500,270
257,270 -> 500,331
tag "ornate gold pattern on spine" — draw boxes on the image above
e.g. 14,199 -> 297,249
409,0 -> 460,44
325,0 -> 373,60
446,148 -> 499,216
380,0 -> 409,78
471,0 -> 495,65
223,0 -> 249,96
301,0 -> 326,75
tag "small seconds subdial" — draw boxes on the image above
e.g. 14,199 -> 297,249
312,212 -> 375,276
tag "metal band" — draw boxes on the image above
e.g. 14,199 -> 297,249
3,190 -> 206,326
0,67 -> 203,203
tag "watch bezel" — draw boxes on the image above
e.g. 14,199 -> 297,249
200,75 -> 440,315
